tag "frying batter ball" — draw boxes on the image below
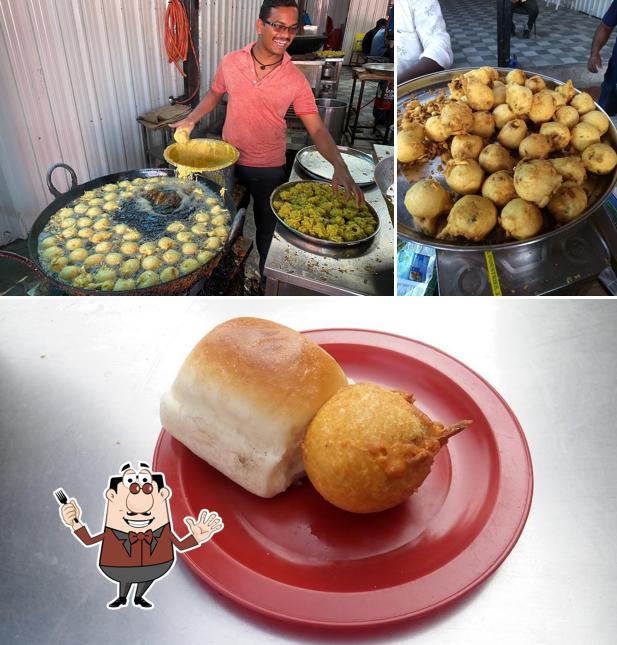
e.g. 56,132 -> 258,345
197,250 -> 214,264
397,130 -> 426,163
68,248 -> 89,263
120,242 -> 139,255
539,122 -> 571,151
195,211 -> 210,223
77,227 -> 94,239
493,103 -> 516,129
424,115 -> 450,142
105,253 -> 123,266
84,254 -> 104,268
74,203 -> 89,214
302,383 -> 471,513
206,237 -> 222,250
103,202 -> 120,212
444,159 -> 485,194
451,134 -> 484,160
463,68 -> 492,85
506,69 -> 526,85
57,208 -> 74,219
91,231 -> 112,244
570,92 -> 595,115
120,258 -> 140,276
93,217 -> 110,230
60,226 -> 77,240
581,110 -> 610,135
73,273 -> 94,289
549,156 -> 587,185
86,207 -> 103,218
60,217 -> 76,229
40,236 -> 58,250
481,170 -> 516,207
440,101 -> 473,134
94,267 -> 117,283
497,119 -> 528,149
181,242 -> 199,256
528,91 -> 555,123
162,249 -> 181,265
180,258 -> 200,275
176,231 -> 194,243
571,122 -> 601,152
102,183 -> 116,192
95,241 -> 114,254
211,213 -> 230,226
556,80 -> 576,103
142,255 -> 163,271
113,279 -> 136,291
463,77 -> 494,110
492,84 -> 507,106
49,255 -> 69,272
554,105 -> 580,128
137,270 -> 160,288
160,267 -> 180,283
77,217 -> 93,228
478,143 -> 515,173
123,230 -> 141,242
65,238 -> 84,251
471,111 -> 496,138
89,198 -> 104,207
114,223 -> 128,234
404,179 -> 452,220
519,134 -> 551,159
525,75 -> 546,93
506,83 -> 533,116
547,185 -> 588,222
546,89 -> 566,108
500,198 -> 543,240
212,226 -> 229,239
59,266 -> 81,282
205,197 -> 220,207
581,143 -> 617,174
514,159 -> 562,207
139,241 -> 157,255
167,221 -> 186,233
192,223 -> 209,235
103,192 -> 117,202
158,237 -> 176,250
437,195 -> 497,240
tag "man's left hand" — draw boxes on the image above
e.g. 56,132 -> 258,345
332,168 -> 364,206
185,510 -> 224,544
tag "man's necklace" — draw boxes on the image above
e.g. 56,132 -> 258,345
251,46 -> 283,71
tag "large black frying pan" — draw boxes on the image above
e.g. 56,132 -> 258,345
0,163 -> 245,295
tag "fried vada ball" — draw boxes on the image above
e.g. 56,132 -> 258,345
120,242 -> 139,255
176,231 -> 194,243
166,221 -> 186,233
113,278 -> 136,291
84,254 -> 104,268
471,111 -> 496,138
519,134 -> 552,159
539,122 -> 571,151
94,267 -> 117,283
514,159 -> 562,207
497,119 -> 528,149
103,201 -> 120,212
49,255 -> 69,272
492,83 -> 507,106
142,255 -> 162,271
547,185 -> 588,223
180,258 -> 200,275
40,236 -> 58,250
162,249 -> 181,265
211,213 -> 230,226
60,217 -> 77,229
463,68 -> 492,85
160,267 -> 180,283
570,92 -> 596,115
136,270 -> 160,288
65,238 -> 84,251
93,217 -> 110,230
451,134 -> 484,160
206,237 -> 222,250
59,265 -> 81,282
556,80 -> 576,103
158,237 -> 176,250
139,241 -> 157,256
481,170 -> 516,207
528,91 -> 555,124
404,179 -> 452,220
103,191 -> 117,202
413,216 -> 441,237
397,130 -> 426,163
302,383 -> 471,514
68,248 -> 89,263
60,226 -> 78,240
424,115 -> 450,142
440,101 -> 473,134
549,155 -> 587,185
77,227 -> 94,239
95,241 -> 114,254
506,83 -> 533,116
181,242 -> 199,256
212,226 -> 228,239
197,250 -> 214,264
571,122 -> 601,152
105,252 -> 123,266
86,206 -> 103,218
74,203 -> 89,215
91,231 -> 112,244
444,159 -> 485,194
493,103 -> 517,129
119,258 -> 140,276
195,211 -> 210,223
554,105 -> 579,128
102,183 -> 116,192
581,110 -> 610,135
463,77 -> 494,110
191,223 -> 209,235
546,89 -> 567,108
114,223 -> 128,234
447,75 -> 466,100
478,143 -> 515,173
437,195 -> 497,240
506,69 -> 526,85
525,75 -> 546,93
57,208 -> 74,219
76,216 -> 93,228
88,198 -> 105,207
400,121 -> 424,140
123,230 -> 141,242
581,143 -> 617,174
120,191 -> 134,200
500,198 -> 543,240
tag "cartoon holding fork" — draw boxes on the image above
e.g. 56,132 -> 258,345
55,462 -> 223,609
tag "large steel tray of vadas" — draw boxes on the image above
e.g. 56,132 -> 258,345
397,67 -> 617,252
270,180 -> 380,249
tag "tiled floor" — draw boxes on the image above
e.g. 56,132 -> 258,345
442,0 -> 617,69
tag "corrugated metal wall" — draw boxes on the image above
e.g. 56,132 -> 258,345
341,0 -> 389,64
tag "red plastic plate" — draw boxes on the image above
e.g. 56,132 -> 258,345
153,329 -> 533,627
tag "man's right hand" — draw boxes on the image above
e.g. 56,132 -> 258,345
588,52 -> 602,73
169,117 -> 196,134
60,498 -> 82,529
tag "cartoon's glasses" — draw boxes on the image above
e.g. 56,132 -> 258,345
129,481 -> 153,494
262,19 -> 298,35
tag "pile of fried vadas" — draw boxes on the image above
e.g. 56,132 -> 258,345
399,67 -> 617,242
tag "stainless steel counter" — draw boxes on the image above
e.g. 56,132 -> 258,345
263,163 -> 395,295
1,299 -> 616,644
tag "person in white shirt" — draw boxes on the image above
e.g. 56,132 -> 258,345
397,0 -> 453,84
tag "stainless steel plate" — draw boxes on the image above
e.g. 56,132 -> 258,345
270,180 -> 380,250
364,62 -> 394,73
296,146 -> 376,186
397,67 -> 617,252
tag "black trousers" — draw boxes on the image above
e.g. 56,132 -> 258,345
512,0 -> 539,30
235,164 -> 287,276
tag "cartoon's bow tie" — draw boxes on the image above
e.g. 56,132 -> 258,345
129,530 -> 153,544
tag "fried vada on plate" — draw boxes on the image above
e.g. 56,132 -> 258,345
514,159 -> 562,207
404,179 -> 452,220
547,185 -> 588,223
303,383 -> 471,514
437,194 -> 497,241
500,198 -> 543,240
581,143 -> 617,174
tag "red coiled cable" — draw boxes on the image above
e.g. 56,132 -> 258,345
165,0 -> 200,103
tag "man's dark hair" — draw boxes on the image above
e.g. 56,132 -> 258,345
376,18 -> 387,28
108,467 -> 165,493
259,0 -> 299,22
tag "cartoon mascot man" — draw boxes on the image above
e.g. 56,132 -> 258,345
57,462 -> 223,609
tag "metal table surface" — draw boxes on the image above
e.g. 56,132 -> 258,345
1,299 -> 616,644
263,162 -> 395,295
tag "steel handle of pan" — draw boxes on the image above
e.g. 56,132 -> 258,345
47,163 -> 78,197
226,208 -> 246,250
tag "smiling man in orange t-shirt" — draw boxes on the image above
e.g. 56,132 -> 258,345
172,0 -> 362,281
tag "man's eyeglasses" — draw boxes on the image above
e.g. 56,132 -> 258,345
262,19 -> 298,35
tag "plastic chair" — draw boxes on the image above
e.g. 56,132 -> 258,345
350,32 -> 365,66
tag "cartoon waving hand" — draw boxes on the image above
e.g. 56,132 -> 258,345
185,510 -> 224,544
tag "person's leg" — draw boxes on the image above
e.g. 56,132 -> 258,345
235,164 -> 288,279
599,58 -> 617,116
525,0 -> 539,30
